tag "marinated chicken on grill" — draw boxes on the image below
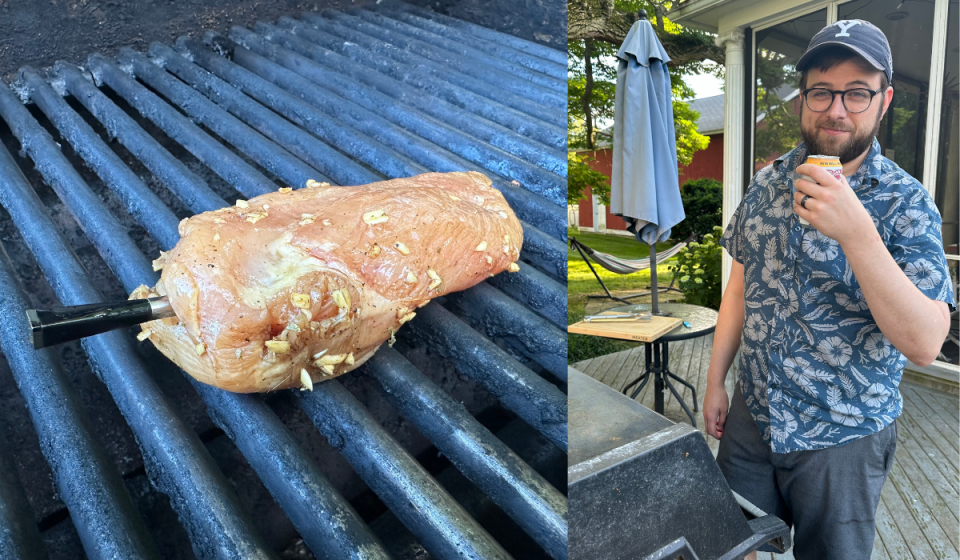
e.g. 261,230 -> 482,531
130,172 -> 523,393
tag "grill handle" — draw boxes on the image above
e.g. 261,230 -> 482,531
26,297 -> 174,349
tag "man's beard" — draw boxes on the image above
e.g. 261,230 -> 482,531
800,104 -> 883,163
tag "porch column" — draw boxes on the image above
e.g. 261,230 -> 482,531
715,29 -> 745,294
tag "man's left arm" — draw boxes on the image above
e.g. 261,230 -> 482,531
838,234 -> 950,366
795,165 -> 953,366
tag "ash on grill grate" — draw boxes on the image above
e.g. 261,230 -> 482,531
0,2 -> 567,559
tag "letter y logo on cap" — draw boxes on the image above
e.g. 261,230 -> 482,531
833,20 -> 862,37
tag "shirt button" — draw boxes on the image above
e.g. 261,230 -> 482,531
794,226 -> 801,232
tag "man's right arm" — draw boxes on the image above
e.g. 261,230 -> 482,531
703,259 -> 745,439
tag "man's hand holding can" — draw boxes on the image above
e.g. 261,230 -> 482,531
793,160 -> 875,246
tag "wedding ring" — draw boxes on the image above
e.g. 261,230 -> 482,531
800,195 -> 811,209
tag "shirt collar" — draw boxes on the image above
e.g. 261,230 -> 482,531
772,139 -> 882,190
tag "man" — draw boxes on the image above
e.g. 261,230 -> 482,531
703,20 -> 955,560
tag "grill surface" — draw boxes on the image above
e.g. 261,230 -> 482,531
0,2 -> 567,559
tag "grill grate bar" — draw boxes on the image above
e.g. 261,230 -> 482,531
19,67 -> 183,250
375,6 -> 566,81
190,379 -> 391,560
298,381 -> 512,560
349,8 -> 564,92
382,2 -> 566,65
150,43 -> 381,187
260,20 -> 565,162
87,54 -> 279,199
367,347 -> 568,559
281,14 -> 564,144
449,282 -> 568,382
0,199 -> 159,559
0,425 -> 48,560
55,62 -> 228,215
411,303 -> 568,449
321,10 -> 564,110
0,82 -> 166,280
230,25 -> 566,206
0,134 -> 277,559
118,48 -> 329,189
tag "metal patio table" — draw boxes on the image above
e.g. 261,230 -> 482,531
613,302 -> 718,427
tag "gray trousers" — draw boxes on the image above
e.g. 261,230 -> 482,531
716,385 -> 897,560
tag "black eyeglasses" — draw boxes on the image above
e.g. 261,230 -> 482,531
801,88 -> 883,114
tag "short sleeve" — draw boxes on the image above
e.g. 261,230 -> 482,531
887,188 -> 956,312
720,195 -> 747,264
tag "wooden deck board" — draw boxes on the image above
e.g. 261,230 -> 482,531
903,388 -> 960,455
894,420 -> 960,521
899,407 -> 959,492
875,491 -> 911,560
905,385 -> 959,440
609,346 -> 644,394
574,339 -> 960,560
888,458 -> 958,557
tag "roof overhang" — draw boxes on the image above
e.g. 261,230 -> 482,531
668,0 -> 821,35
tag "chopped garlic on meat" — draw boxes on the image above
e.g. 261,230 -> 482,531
195,343 -> 206,356
345,353 -> 355,365
236,199 -> 249,208
508,263 -> 520,273
317,354 -> 346,365
363,209 -> 388,224
449,195 -> 461,201
485,255 -> 493,264
265,340 -> 290,354
427,268 -> 441,290
331,289 -> 349,311
299,213 -> 315,226
369,243 -> 382,258
405,271 -> 418,284
152,251 -> 167,271
312,350 -> 328,360
279,187 -> 293,193
291,293 -> 311,309
236,349 -> 242,359
399,312 -> 416,324
475,241 -> 487,251
137,330 -> 152,341
300,368 -> 313,391
394,242 -> 411,255
498,211 -> 508,219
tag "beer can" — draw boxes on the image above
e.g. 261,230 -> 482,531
796,155 -> 842,225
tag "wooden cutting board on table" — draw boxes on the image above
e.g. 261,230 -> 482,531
567,315 -> 683,343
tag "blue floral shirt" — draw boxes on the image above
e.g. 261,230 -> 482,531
720,140 -> 955,453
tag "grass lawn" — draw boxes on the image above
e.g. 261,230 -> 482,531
568,228 -> 681,363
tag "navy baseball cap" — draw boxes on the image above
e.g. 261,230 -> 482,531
796,20 -> 893,84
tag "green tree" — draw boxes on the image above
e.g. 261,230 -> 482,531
568,152 -> 612,205
568,0 -> 716,202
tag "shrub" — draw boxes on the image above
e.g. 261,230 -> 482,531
672,178 -> 722,242
669,226 -> 723,310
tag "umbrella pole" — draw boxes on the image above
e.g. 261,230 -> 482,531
649,240 -> 659,315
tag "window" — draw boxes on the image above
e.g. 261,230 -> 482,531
752,10 -> 828,172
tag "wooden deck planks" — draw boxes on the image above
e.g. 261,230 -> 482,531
574,339 -> 960,560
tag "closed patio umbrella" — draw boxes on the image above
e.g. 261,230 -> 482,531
610,10 -> 685,314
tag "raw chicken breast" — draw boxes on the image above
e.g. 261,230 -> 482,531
130,171 -> 523,393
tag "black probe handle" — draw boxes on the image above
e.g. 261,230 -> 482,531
26,299 -> 155,349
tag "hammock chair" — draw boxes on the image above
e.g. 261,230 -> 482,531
570,234 -> 696,305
